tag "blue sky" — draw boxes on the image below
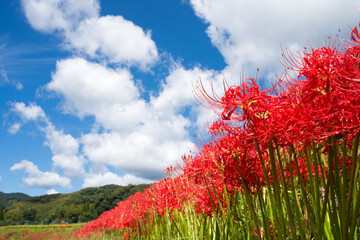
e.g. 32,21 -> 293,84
0,0 -> 359,196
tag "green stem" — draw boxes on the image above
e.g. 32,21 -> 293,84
319,180 -> 331,240
258,192 -> 272,240
340,134 -> 348,236
241,178 -> 262,240
327,140 -> 341,239
344,131 -> 360,240
287,147 -> 308,239
253,138 -> 284,240
349,187 -> 360,239
269,140 -> 297,239
311,142 -> 323,237
290,144 -> 317,238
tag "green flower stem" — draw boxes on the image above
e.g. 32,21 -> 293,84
304,149 -> 319,228
241,178 -> 262,240
290,144 -> 317,238
252,138 -> 283,240
311,142 -> 323,237
258,192 -> 272,240
268,140 -> 297,239
344,131 -> 360,240
327,142 -> 341,239
340,136 -> 348,239
287,147 -> 308,239
349,187 -> 360,239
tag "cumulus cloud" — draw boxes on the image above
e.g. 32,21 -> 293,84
152,65 -> 213,112
189,0 -> 360,80
46,188 -> 59,194
44,124 -> 79,156
47,58 -> 139,122
47,58 -> 203,181
66,16 -> 158,68
10,160 -> 72,189
152,64 -> 222,129
10,102 -> 84,179
11,102 -> 46,121
43,124 -> 85,178
22,0 -> 158,69
82,171 -> 153,188
51,155 -> 84,178
81,130 -> 193,180
21,0 -> 99,33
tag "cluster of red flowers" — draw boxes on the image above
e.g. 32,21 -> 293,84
76,23 -> 360,239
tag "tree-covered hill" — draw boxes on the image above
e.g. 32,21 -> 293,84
0,192 -> 31,209
0,184 -> 151,226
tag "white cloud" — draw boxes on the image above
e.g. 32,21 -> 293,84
48,58 -> 138,121
51,155 -> 84,178
152,64 -> 222,129
82,171 -> 153,188
81,130 -> 193,180
11,102 -> 46,121
43,124 -> 85,178
10,102 -> 84,179
8,123 -> 21,135
21,0 -> 99,33
48,59 -> 220,182
15,82 -> 23,91
44,124 -> 79,156
189,0 -> 360,80
11,57 -> 204,188
46,188 -> 59,194
22,1 -> 158,69
10,160 -> 72,189
46,59 -> 205,181
152,65 -> 213,112
48,58 -> 151,133
66,16 -> 158,68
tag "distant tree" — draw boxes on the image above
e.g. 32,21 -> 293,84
95,198 -> 108,215
79,202 -> 96,222
5,208 -> 22,223
0,206 -> 4,221
57,208 -> 65,220
47,213 -> 57,224
82,202 -> 91,212
63,204 -> 81,223
23,208 -> 36,222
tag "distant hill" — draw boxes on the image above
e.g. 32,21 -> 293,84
0,184 -> 151,226
0,192 -> 31,208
